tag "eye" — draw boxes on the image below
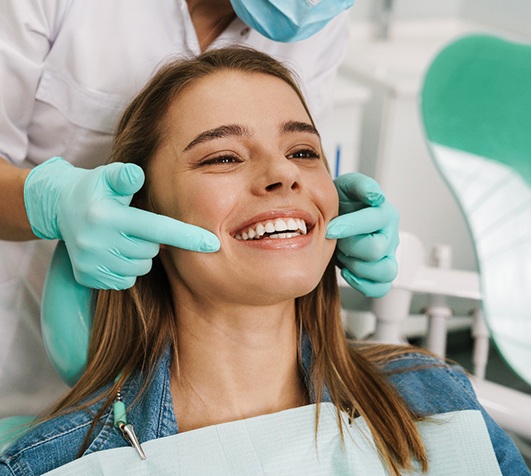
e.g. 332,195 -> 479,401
199,154 -> 242,166
287,148 -> 321,160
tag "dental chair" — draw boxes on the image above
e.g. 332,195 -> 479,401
422,32 -> 531,378
363,33 -> 531,454
422,33 -> 531,448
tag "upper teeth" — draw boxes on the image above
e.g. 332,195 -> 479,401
235,217 -> 308,241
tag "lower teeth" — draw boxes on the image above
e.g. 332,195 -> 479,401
267,232 -> 300,239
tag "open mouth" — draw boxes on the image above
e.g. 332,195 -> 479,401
234,217 -> 310,241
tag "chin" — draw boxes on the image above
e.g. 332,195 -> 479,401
255,272 -> 324,302
242,251 -> 333,300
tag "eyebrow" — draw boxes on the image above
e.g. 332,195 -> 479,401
183,124 -> 251,151
182,120 -> 320,152
280,120 -> 320,139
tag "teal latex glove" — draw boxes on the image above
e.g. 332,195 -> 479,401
0,415 -> 35,454
326,173 -> 399,298
24,157 -> 220,290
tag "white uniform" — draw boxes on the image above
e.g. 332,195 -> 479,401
0,0 -> 350,417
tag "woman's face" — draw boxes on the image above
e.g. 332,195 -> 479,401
149,70 -> 338,306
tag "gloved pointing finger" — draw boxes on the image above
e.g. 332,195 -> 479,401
327,203 -> 396,242
99,162 -> 220,252
24,157 -> 220,290
116,207 -> 221,252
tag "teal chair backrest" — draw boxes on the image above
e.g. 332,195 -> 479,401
41,240 -> 92,387
421,34 -> 531,385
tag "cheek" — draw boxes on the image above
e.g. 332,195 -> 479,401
154,176 -> 241,232
326,183 -> 340,219
318,174 -> 339,260
309,171 -> 339,263
312,172 -> 339,222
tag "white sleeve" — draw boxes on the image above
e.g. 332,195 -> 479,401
301,11 -> 350,134
0,0 -> 72,164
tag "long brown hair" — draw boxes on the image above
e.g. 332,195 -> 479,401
48,47 -> 428,474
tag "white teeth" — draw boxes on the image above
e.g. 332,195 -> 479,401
264,222 -> 276,233
274,219 -> 287,232
270,232 -> 299,239
235,217 -> 310,241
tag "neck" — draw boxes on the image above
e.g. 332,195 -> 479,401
170,298 -> 308,432
186,0 -> 236,51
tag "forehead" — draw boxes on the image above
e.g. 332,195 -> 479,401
164,70 -> 312,140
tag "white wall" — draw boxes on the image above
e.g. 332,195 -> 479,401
343,0 -> 530,272
350,0 -> 461,22
461,0 -> 531,39
351,0 -> 531,40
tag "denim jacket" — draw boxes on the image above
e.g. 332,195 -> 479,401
1,339 -> 529,475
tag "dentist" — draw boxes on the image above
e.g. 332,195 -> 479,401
0,0 -> 398,416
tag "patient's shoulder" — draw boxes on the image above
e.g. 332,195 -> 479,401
0,359 -> 170,475
0,403 -> 121,475
380,351 -> 480,416
0,411 -> 87,474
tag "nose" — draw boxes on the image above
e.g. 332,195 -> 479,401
253,154 -> 301,195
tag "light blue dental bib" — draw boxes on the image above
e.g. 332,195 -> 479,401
44,404 -> 501,475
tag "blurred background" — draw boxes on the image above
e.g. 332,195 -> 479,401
332,0 -> 531,273
329,1 -> 531,464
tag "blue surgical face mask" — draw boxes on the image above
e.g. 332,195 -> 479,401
229,0 -> 355,43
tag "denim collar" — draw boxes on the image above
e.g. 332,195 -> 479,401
105,330 -> 330,445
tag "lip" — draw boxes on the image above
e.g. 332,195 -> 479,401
230,209 -> 316,237
230,209 -> 317,250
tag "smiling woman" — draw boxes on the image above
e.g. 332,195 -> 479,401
0,47 -> 528,476
147,65 -> 338,308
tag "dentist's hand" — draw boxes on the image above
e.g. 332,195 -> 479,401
24,157 -> 220,290
326,173 -> 399,298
